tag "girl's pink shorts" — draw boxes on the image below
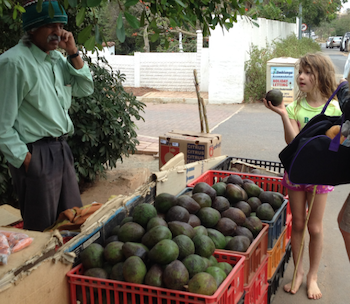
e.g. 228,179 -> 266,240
281,172 -> 334,194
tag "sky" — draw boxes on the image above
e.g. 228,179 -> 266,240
341,1 -> 350,12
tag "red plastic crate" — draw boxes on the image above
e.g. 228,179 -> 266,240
244,256 -> 268,304
285,212 -> 292,250
216,223 -> 269,286
67,251 -> 245,304
187,170 -> 287,196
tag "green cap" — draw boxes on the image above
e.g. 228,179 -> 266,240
22,0 -> 67,32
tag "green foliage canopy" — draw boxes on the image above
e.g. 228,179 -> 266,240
1,0 -> 263,51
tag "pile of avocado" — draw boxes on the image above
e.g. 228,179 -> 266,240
78,175 -> 284,299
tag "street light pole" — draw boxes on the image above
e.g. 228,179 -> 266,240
298,3 -> 302,39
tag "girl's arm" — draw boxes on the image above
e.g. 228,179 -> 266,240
263,99 -> 299,144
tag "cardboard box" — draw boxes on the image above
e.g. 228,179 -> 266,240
159,130 -> 222,169
154,153 -> 228,196
0,227 -> 71,304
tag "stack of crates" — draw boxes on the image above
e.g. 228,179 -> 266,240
188,169 -> 286,303
209,156 -> 293,303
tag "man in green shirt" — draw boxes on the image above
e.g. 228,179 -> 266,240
0,0 -> 94,231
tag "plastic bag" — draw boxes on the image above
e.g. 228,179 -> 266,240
0,230 -> 33,254
0,233 -> 11,265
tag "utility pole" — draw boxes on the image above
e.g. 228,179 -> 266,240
298,4 -> 302,39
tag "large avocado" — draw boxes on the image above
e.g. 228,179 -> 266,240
122,256 -> 147,284
243,182 -> 263,198
212,196 -> 230,213
265,89 -> 283,106
225,183 -> 247,205
243,215 -> 263,237
256,203 -> 275,221
132,203 -> 157,228
118,221 -> 145,242
175,195 -> 201,214
214,217 -> 237,236
225,235 -> 251,252
192,234 -> 216,258
206,228 -> 227,249
188,272 -> 218,295
205,266 -> 227,287
168,221 -> 195,239
154,193 -> 177,214
188,214 -> 201,227
259,191 -> 284,210
80,243 -> 104,270
148,239 -> 179,264
192,192 -> 212,208
122,242 -> 149,261
192,182 -> 217,202
221,207 -> 246,226
84,268 -> 108,279
212,182 -> 227,196
172,234 -> 195,260
182,254 -> 207,278
144,264 -> 164,287
234,201 -> 252,217
166,205 -> 190,223
163,260 -> 189,290
196,207 -> 221,228
141,225 -> 172,249
103,241 -> 124,264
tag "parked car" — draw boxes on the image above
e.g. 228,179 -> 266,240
340,32 -> 350,51
326,36 -> 333,48
329,36 -> 342,48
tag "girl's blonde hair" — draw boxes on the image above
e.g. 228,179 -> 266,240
295,52 -> 337,106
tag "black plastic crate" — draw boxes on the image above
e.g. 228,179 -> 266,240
267,241 -> 292,304
211,156 -> 285,174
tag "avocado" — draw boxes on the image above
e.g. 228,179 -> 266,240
256,203 -> 275,221
163,260 -> 189,290
192,182 -> 217,202
266,89 -> 283,106
188,272 -> 218,295
196,207 -> 221,228
132,203 -> 157,228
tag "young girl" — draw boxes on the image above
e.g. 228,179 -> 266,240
263,52 -> 342,300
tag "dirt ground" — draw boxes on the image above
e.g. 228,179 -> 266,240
80,86 -> 160,205
123,87 -> 160,97
80,154 -> 159,206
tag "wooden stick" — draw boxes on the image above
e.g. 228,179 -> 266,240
193,69 -> 204,133
200,97 -> 209,133
291,185 -> 317,291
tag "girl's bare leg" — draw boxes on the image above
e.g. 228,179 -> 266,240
305,192 -> 327,300
284,190 -> 307,294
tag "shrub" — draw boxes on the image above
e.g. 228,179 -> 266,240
68,54 -> 145,188
244,34 -> 321,103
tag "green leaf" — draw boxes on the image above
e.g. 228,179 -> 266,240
95,25 -> 102,45
78,24 -> 92,44
4,0 -> 11,9
64,0 -> 69,9
84,36 -> 96,50
140,10 -> 145,27
13,8 -> 17,19
76,7 -> 86,27
116,24 -> 125,43
16,5 -> 26,13
174,0 -> 186,8
68,0 -> 78,8
87,0 -> 101,8
125,0 -> 139,7
36,0 -> 43,13
48,1 -> 54,18
150,33 -> 159,42
81,0 -> 88,8
124,12 -> 140,29
117,12 -> 123,29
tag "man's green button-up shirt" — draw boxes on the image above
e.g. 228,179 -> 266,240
0,41 -> 94,168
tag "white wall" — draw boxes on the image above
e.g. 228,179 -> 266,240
87,18 -> 297,103
209,17 -> 297,104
